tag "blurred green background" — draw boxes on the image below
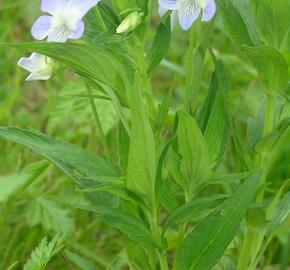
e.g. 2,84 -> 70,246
0,0 -> 289,269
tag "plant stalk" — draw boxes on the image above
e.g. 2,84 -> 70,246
184,27 -> 196,112
136,44 -> 156,121
86,82 -> 111,161
238,92 -> 276,269
263,93 -> 276,137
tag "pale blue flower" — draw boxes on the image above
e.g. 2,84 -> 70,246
31,0 -> 100,42
17,53 -> 53,81
159,0 -> 216,30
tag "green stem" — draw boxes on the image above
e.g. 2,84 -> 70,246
257,93 -> 276,202
184,27 -> 195,112
173,190 -> 191,270
86,82 -> 111,161
136,43 -> 156,120
263,93 -> 276,137
158,251 -> 169,270
237,226 -> 256,270
238,93 -> 276,269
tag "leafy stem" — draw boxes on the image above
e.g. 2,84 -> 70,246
86,81 -> 111,161
238,92 -> 276,269
263,93 -> 276,137
184,26 -> 196,112
136,42 -> 156,121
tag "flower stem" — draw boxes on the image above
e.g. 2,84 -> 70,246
184,27 -> 195,112
86,82 -> 111,161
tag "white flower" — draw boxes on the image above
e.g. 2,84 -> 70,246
158,0 -> 216,30
31,0 -> 100,42
17,53 -> 53,81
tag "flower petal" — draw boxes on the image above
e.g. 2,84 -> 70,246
69,20 -> 85,39
18,57 -> 34,73
47,25 -> 71,42
26,71 -> 52,81
41,0 -> 66,15
178,0 -> 200,30
70,0 -> 101,18
18,53 -> 44,73
159,6 -> 168,17
158,0 -> 178,10
202,0 -> 216,22
31,16 -> 52,40
171,10 -> 179,29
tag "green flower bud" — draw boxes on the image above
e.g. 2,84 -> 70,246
116,11 -> 144,34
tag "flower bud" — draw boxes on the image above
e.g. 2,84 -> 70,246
116,11 -> 143,34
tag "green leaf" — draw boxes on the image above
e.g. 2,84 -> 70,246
118,123 -> 130,175
146,14 -> 171,73
49,80 -> 119,135
76,205 -> 156,247
165,195 -> 226,229
217,0 -> 254,46
233,0 -> 262,46
112,0 -> 148,16
155,83 -> 173,137
176,172 -> 261,270
252,0 -> 290,49
0,127 -> 119,207
247,102 -> 265,146
23,235 -> 65,270
127,78 -> 156,202
197,60 -> 229,164
0,127 -> 118,183
0,174 -> 30,203
177,111 -> 211,195
26,197 -> 75,234
243,45 -> 288,94
8,42 -> 134,105
204,91 -> 227,166
267,192 -> 290,233
197,60 -> 228,167
65,251 -> 99,270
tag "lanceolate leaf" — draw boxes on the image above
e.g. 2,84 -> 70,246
165,195 -> 227,229
267,192 -> 290,233
177,111 -> 211,195
233,0 -> 262,46
204,91 -> 227,166
146,14 -> 171,73
76,205 -> 156,247
0,127 -> 119,183
176,172 -> 261,270
0,127 -> 119,206
217,0 -> 254,46
252,0 -> 290,49
8,42 -> 134,105
197,60 -> 228,167
127,78 -> 156,202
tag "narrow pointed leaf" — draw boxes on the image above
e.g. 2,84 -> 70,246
176,172 -> 261,270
